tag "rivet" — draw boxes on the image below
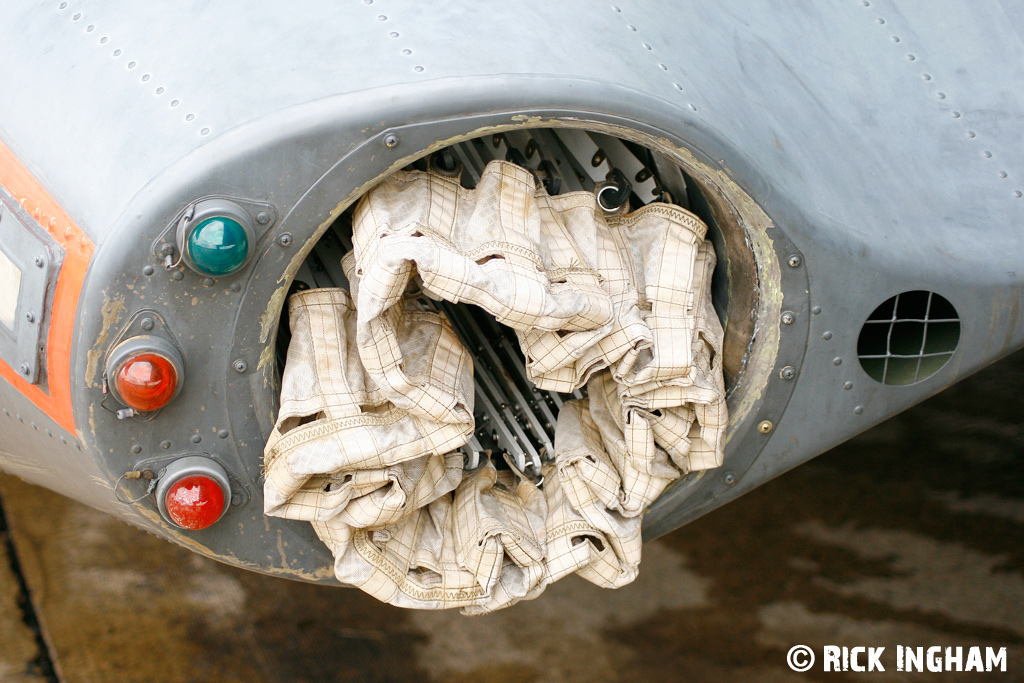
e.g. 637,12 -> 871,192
230,283 -> 242,292
781,311 -> 796,325
256,211 -> 271,225
983,151 -> 993,158
231,493 -> 243,506
951,111 -> 961,118
966,131 -> 976,139
891,35 -> 900,42
377,14 -> 387,20
723,472 -> 736,486
822,331 -> 833,340
787,254 -> 802,268
843,381 -> 854,390
906,54 -> 916,61
131,444 -> 142,454
811,306 -> 822,315
218,429 -> 229,439
383,134 -> 399,148
922,74 -> 932,81
758,420 -> 774,434
140,317 -> 154,331
233,359 -> 248,373
191,434 -> 202,444
936,92 -> 946,99
854,406 -> 864,415
414,65 -> 424,73
833,357 -> 843,366
389,31 -> 399,38
779,366 -> 796,380
203,277 -> 215,287
160,440 -> 171,449
1015,191 -> 1023,198
171,271 -> 184,281
143,265 -> 154,276
998,171 -> 1008,178
277,233 -> 293,247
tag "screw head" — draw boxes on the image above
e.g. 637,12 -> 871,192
781,311 -> 795,325
233,359 -> 248,373
758,420 -> 774,434
383,134 -> 399,148
787,254 -> 802,268
34,256 -> 46,268
19,363 -> 30,375
140,317 -> 154,331
780,365 -> 796,380
277,233 -> 293,247
723,472 -> 736,486
25,311 -> 35,324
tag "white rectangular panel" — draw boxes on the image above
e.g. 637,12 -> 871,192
0,248 -> 21,332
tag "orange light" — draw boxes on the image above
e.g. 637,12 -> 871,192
163,475 -> 226,530
115,353 -> 178,412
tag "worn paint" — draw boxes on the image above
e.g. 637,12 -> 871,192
83,294 -> 126,389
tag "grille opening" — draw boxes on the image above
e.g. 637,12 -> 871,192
276,127 -> 758,472
858,290 -> 960,386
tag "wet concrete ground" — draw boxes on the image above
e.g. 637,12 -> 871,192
0,349 -> 1022,682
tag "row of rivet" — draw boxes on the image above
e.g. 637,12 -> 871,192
56,2 -> 212,137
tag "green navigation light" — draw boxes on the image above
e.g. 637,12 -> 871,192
185,216 -> 250,276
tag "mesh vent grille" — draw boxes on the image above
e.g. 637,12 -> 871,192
857,290 -> 960,385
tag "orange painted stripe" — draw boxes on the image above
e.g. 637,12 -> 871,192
0,141 -> 93,434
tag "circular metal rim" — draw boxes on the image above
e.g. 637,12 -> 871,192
175,198 -> 257,277
155,455 -> 232,529
104,335 -> 186,410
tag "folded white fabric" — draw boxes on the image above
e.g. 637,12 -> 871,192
263,288 -> 472,528
312,460 -> 548,612
264,159 -> 729,613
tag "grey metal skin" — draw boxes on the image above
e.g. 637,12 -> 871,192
0,0 -> 1021,583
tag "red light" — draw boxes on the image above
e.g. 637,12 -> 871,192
163,475 -> 226,530
115,353 -> 178,411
